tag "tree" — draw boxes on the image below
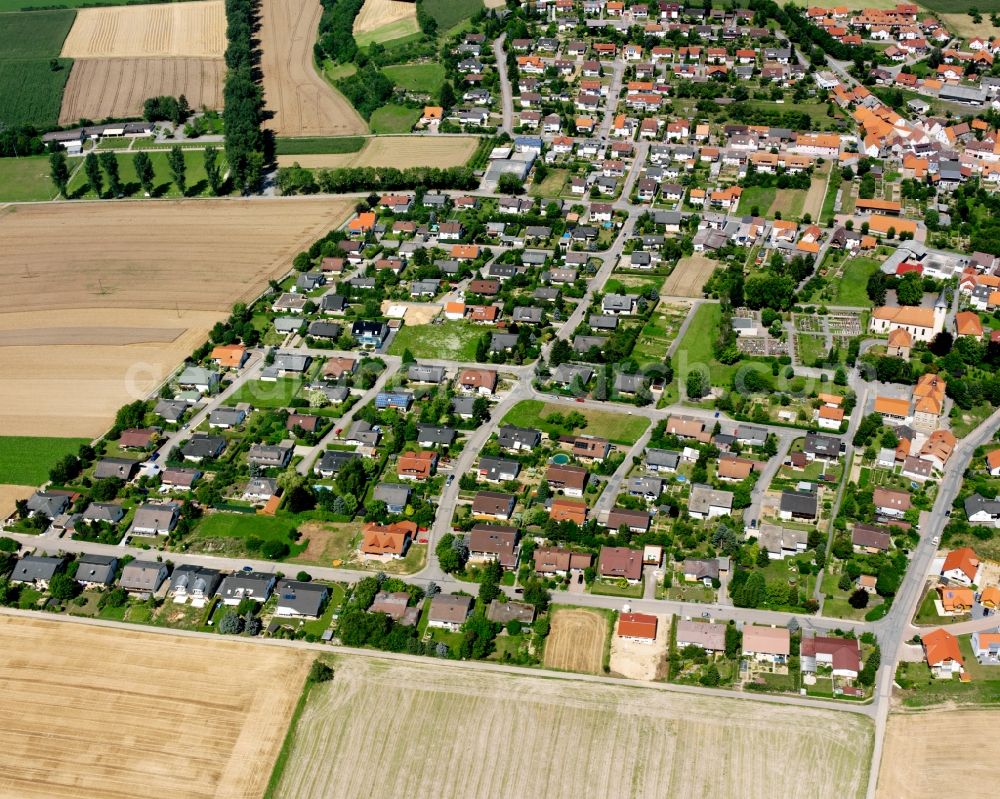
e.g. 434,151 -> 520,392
48,572 -> 79,601
309,660 -> 334,682
497,173 -> 522,195
848,588 -> 870,609
472,396 -> 491,425
49,151 -> 69,197
685,370 -> 708,399
478,559 -> 503,604
219,611 -> 244,634
204,146 -> 223,195
439,80 -> 455,110
134,151 -> 155,196
896,272 -> 923,306
98,586 -> 127,609
857,646 -> 880,687
725,622 -> 742,656
834,367 -> 847,386
84,152 -> 102,197
756,546 -> 770,568
699,663 -> 721,686
436,533 -> 464,573
168,145 -> 187,195
93,151 -> 121,200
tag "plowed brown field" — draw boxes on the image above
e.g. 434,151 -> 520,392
261,0 -> 367,137
60,1 -> 226,58
0,613 -> 309,799
59,57 -> 224,124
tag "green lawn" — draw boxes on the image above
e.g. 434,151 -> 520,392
739,187 -> 776,217
387,320 -> 483,361
275,136 -> 365,156
0,0 -> 128,8
193,512 -> 299,543
769,188 -> 806,219
0,436 -> 89,485
501,399 -> 650,446
0,9 -> 73,59
355,16 -> 421,48
420,0 -> 483,31
66,149 -> 226,199
383,62 -> 445,97
834,258 -> 880,307
670,302 -> 769,394
796,334 -> 827,367
225,378 -> 303,409
590,579 -> 643,598
529,168 -> 569,198
0,155 -> 60,201
369,104 -> 420,134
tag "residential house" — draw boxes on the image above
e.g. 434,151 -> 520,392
800,635 -> 861,678
534,547 -> 592,577
688,484 -> 734,519
598,546 -> 643,583
168,566 -> 221,606
130,503 -> 178,535
779,491 -> 818,521
684,558 -> 719,586
478,457 -> 521,483
487,600 -> 536,625
675,620 -> 726,653
74,554 -> 117,587
428,594 -> 473,630
941,547 -> 982,586
10,555 -> 63,587
361,521 -> 416,561
618,613 -> 658,643
921,628 -> 964,678
219,572 -> 276,604
468,524 -> 520,569
472,491 -> 517,520
119,560 -> 169,595
546,464 -> 588,497
274,580 -> 329,618
550,498 -> 587,524
742,625 -> 791,663
374,484 -> 412,514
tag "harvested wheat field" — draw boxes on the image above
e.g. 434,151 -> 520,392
61,1 -> 226,58
663,254 -> 718,297
261,0 -> 366,137
0,614 -> 309,799
353,0 -> 416,34
277,135 -> 480,169
0,199 -> 351,436
0,485 -> 33,519
272,654 -> 873,799
803,163 -> 829,220
543,607 -> 608,674
877,709 -> 999,798
59,57 -> 224,124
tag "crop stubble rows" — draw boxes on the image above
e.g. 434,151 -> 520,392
273,655 -> 872,799
543,608 -> 607,673
0,614 -> 309,799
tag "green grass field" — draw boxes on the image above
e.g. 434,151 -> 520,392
834,257 -> 880,307
0,9 -> 74,59
369,104 -> 420,134
224,378 -> 303,409
193,512 -> 299,542
421,0 -> 483,31
0,10 -> 74,127
0,0 -> 131,9
739,187 -> 776,217
0,155 -> 60,201
383,62 -> 445,96
66,149 -> 225,198
922,0 -> 1000,11
355,16 -> 421,48
387,320 -> 483,361
0,436 -> 89,485
275,136 -> 365,156
501,400 -> 650,445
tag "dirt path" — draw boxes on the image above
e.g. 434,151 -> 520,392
260,0 -> 367,137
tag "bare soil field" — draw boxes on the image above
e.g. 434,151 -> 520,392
277,135 -> 479,169
0,485 -> 33,518
380,300 -> 442,324
261,0 -> 367,137
0,199 -> 351,436
0,613 -> 309,799
877,709 -> 1000,798
609,613 -> 668,681
803,163 -> 829,220
663,254 -> 718,297
61,1 -> 226,58
353,0 -> 416,34
272,654 -> 873,799
543,607 -> 607,674
59,57 -> 224,124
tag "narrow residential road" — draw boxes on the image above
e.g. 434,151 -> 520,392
492,33 -> 513,135
592,424 -> 654,517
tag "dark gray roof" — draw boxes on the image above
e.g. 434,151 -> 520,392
780,491 -> 818,517
11,555 -> 62,583
275,579 -> 329,617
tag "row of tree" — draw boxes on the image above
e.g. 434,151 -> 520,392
277,164 -> 479,194
223,0 -> 266,193
48,146 -> 223,198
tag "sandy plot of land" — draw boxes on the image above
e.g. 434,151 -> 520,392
543,607 -> 607,674
663,254 -> 718,297
277,135 -> 480,169
0,485 -> 33,519
483,0 -> 506,7
0,613 -> 309,799
61,1 -> 226,58
60,57 -> 224,125
0,199 -> 351,437
261,0 -> 367,137
274,654 -> 873,799
803,167 -> 829,221
380,300 -> 442,324
353,0 -> 416,34
609,613 -> 668,681
878,709 -> 1000,797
